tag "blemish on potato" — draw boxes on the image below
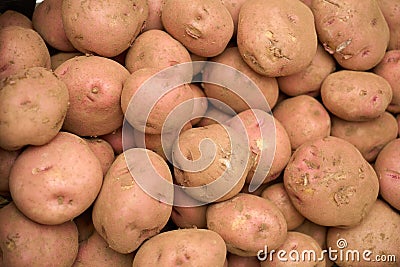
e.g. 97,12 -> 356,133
184,24 -> 202,39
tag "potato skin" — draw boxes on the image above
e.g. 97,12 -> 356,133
321,70 -> 392,121
0,10 -> 32,29
0,202 -> 79,267
50,52 -> 83,70
237,0 -> 317,77
227,254 -> 261,267
9,132 -> 103,225
0,67 -> 69,151
132,228 -> 227,267
142,0 -> 163,31
376,0 -> 400,50
161,0 -> 234,57
284,136 -> 379,227
311,0 -> 389,70
85,138 -> 115,176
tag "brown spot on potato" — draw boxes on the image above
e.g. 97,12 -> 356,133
185,24 -> 202,39
333,186 -> 356,206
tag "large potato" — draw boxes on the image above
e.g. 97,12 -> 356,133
311,0 -> 389,70
62,0 -> 148,57
133,228 -> 227,267
161,0 -> 234,57
55,55 -> 130,136
0,67 -> 69,151
9,132 -> 103,225
284,136 -> 379,227
92,148 -> 173,253
0,202 -> 79,267
237,0 -> 317,77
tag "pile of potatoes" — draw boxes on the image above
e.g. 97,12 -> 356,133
1,0 -> 400,266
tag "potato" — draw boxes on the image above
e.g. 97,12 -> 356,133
74,208 -> 95,243
261,183 -> 305,230
171,190 -> 207,228
100,125 -> 136,155
161,0 -> 234,57
9,132 -> 103,225
0,202 -> 79,267
62,0 -> 148,57
373,50 -> 400,114
172,124 -> 251,203
221,0 -> 248,34
197,105 -> 233,127
133,228 -> 226,267
259,231 -> 325,267
277,45 -> 336,97
376,0 -> 400,50
203,47 -> 279,113
284,136 -> 379,227
294,220 -> 327,249
237,0 -> 317,77
227,254 -> 261,267
85,138 -> 115,176
142,0 -> 163,31
207,193 -> 287,256
55,55 -> 130,136
240,183 -> 269,196
331,112 -> 398,162
321,70 -> 392,121
125,29 -> 192,74
121,67 -> 194,135
0,148 -> 19,194
273,95 -> 331,150
92,148 -> 173,253
0,67 -> 69,151
311,0 -> 389,71
0,26 -> 50,79
73,230 -> 133,267
190,84 -> 208,126
0,10 -> 32,29
374,138 -> 400,211
326,200 -> 400,267
50,52 -> 83,70
32,0 -> 75,51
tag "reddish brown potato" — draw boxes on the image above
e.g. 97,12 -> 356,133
85,138 -> 115,176
0,10 -> 32,29
376,0 -> 400,50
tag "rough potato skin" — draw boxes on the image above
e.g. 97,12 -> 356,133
0,202 -> 79,267
284,136 -> 379,227
237,0 -> 317,77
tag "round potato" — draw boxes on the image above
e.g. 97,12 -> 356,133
9,132 -> 103,225
284,136 -> 379,227
321,70 -> 392,121
133,228 -> 227,267
237,0 -> 317,77
0,67 -> 69,151
0,10 -> 32,29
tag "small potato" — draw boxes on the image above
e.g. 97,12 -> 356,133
196,105 -> 233,127
259,232 -> 325,267
207,193 -> 287,256
331,112 -> 398,162
311,0 -> 389,70
190,84 -> 208,126
0,202 -> 79,267
62,0 -> 148,57
85,138 -> 115,176
376,0 -> 400,50
32,0 -> 75,51
0,67 -> 69,151
277,45 -> 336,97
261,183 -> 305,230
55,55 -> 130,136
125,29 -> 192,74
326,200 -> 400,267
0,26 -> 50,79
237,0 -> 317,77
0,148 -> 19,193
227,254 -> 261,267
0,10 -> 32,29
373,50 -> 400,114
50,52 -> 83,70
321,70 -> 392,121
9,132 -> 103,225
374,138 -> 400,211
92,148 -> 173,254
161,0 -> 234,57
273,95 -> 331,150
284,136 -> 379,227
142,0 -> 163,31
133,228 -> 227,267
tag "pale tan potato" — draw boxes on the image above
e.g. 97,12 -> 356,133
0,26 -> 50,79
50,52 -> 83,70
85,138 -> 115,176
9,132 -> 103,225
0,148 -> 19,193
0,10 -> 32,29
376,0 -> 400,50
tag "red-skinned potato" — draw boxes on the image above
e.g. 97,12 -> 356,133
237,0 -> 317,77
9,132 -> 103,225
376,0 -> 400,50
32,0 -> 75,52
100,125 -> 136,155
55,55 -> 130,136
62,0 -> 148,57
85,138 -> 115,176
227,254 -> 261,267
161,0 -> 234,57
311,0 -> 389,71
284,136 -> 379,227
0,10 -> 32,29
0,202 -> 79,267
142,0 -> 163,31
0,67 -> 69,151
0,26 -> 50,80
374,138 -> 400,211
0,148 -> 19,194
